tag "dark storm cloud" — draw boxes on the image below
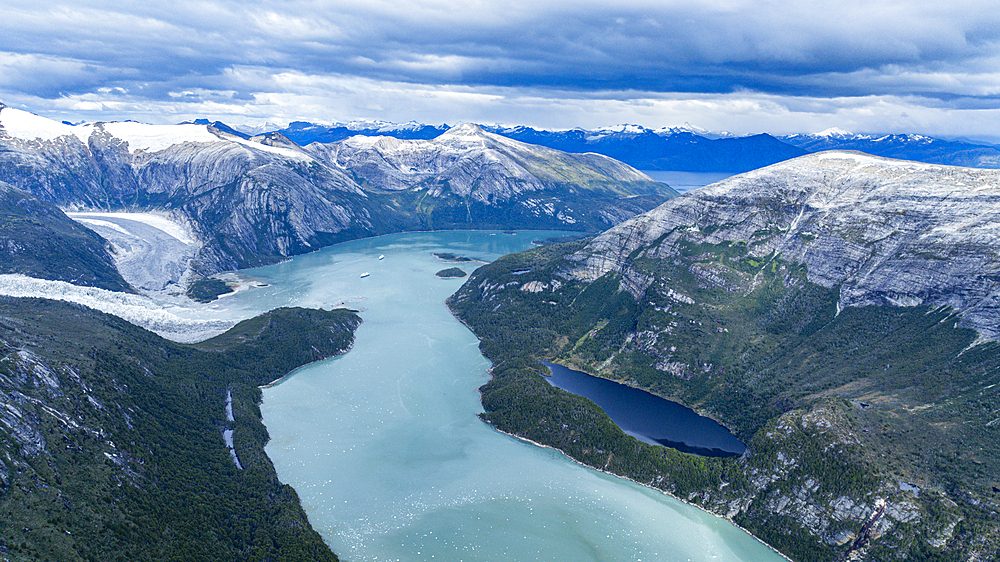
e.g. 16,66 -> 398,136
3,0 -> 998,101
2,0 -> 999,137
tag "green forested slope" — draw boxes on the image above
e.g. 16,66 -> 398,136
448,240 -> 1000,561
0,299 -> 360,561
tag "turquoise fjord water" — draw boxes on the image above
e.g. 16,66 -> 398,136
213,231 -> 784,562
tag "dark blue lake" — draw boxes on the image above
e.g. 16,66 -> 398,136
542,362 -> 746,458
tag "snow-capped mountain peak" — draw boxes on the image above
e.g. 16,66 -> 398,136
227,121 -> 288,136
814,127 -> 854,138
653,123 -> 736,139
0,106 -> 93,143
0,107 -> 316,160
438,122 -> 489,139
598,124 -> 649,135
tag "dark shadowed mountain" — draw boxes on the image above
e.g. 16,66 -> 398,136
0,181 -> 132,291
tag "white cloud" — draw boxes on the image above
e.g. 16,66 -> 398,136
2,0 -> 1000,139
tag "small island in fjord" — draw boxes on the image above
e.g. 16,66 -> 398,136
436,267 -> 468,278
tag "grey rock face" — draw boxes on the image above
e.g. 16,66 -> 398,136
567,151 -> 1000,339
66,212 -> 198,292
316,123 -> 657,201
1,110 -> 671,279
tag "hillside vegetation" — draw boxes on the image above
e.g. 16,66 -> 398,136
0,300 -> 360,561
0,183 -> 131,292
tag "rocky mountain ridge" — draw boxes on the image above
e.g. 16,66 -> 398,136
0,107 -> 671,280
566,151 -> 1000,340
311,123 -> 654,199
271,118 -> 1000,172
781,131 -> 1000,169
278,118 -> 808,173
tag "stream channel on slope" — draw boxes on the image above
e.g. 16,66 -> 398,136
209,231 -> 784,562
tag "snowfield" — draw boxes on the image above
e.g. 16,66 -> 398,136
100,121 -> 221,152
0,106 -> 310,160
0,107 -> 93,143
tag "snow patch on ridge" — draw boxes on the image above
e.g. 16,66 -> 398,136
813,151 -> 938,170
0,107 -> 92,143
234,136 -> 312,160
101,122 -> 221,153
1,108 -> 312,158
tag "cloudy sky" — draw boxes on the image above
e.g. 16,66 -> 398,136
2,0 -> 999,139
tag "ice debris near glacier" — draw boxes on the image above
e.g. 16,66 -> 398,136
67,211 -> 201,292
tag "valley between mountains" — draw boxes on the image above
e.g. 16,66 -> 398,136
2,103 -> 1000,561
0,106 -> 673,561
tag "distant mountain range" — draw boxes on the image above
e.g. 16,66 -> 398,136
779,128 -> 1000,168
273,121 -> 808,173
263,120 -> 1000,173
273,120 -> 450,143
